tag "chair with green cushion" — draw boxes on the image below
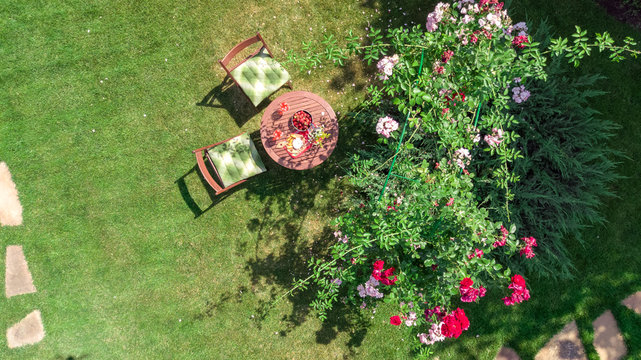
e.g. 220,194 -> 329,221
192,133 -> 267,194
219,32 -> 292,108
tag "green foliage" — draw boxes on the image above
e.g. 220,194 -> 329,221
549,26 -> 640,65
499,60 -> 621,278
285,2 -> 548,350
283,1 -> 637,353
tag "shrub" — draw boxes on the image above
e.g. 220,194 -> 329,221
281,1 -> 638,357
476,57 -> 622,278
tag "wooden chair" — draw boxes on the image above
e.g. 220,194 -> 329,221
192,133 -> 267,194
219,32 -> 292,108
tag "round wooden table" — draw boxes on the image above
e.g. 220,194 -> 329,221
260,91 -> 339,170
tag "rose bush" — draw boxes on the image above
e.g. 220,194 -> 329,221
283,0 -> 639,357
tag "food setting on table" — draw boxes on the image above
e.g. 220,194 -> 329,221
260,91 -> 339,170
273,103 -> 331,158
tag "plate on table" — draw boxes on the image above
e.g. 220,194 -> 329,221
285,133 -> 311,158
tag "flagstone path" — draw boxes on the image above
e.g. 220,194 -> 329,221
495,289 -> 641,360
495,346 -> 520,360
0,162 -> 22,226
5,245 -> 36,298
535,320 -> 587,360
592,310 -> 627,360
621,291 -> 641,315
0,163 -> 45,348
6,310 -> 45,349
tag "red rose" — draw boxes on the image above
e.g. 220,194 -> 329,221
454,308 -> 469,331
460,287 -> 479,302
512,35 -> 529,49
372,261 -> 398,286
373,260 -> 385,271
390,315 -> 402,326
510,274 -> 526,290
522,236 -> 538,247
380,276 -> 397,286
513,288 -> 530,302
440,308 -> 470,338
460,277 -> 474,290
504,274 -> 531,306
441,314 -> 462,338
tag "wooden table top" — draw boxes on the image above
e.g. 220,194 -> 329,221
260,91 -> 338,170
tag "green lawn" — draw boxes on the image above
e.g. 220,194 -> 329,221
0,0 -> 640,359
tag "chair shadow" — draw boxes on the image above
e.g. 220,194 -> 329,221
196,76 -> 269,128
53,355 -> 89,360
175,164 -> 242,218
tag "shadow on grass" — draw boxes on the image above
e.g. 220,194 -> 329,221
360,0 -> 437,32
233,115 -> 377,352
328,58 -> 371,93
175,163 -> 244,218
194,285 -> 250,321
196,76 -> 266,128
193,1 -> 441,353
197,76 -> 294,128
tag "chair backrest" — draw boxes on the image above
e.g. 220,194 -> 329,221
218,32 -> 291,108
219,32 -> 274,74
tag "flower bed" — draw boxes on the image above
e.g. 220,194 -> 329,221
283,0 -> 639,357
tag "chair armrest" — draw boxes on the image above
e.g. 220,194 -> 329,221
193,149 -> 224,194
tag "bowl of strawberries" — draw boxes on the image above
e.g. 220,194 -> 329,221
291,110 -> 313,132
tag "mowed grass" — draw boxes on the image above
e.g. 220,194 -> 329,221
0,0 -> 640,359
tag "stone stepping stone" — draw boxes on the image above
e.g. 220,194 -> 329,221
495,346 -> 520,360
592,310 -> 627,360
621,291 -> 641,315
0,162 -> 23,226
535,320 -> 587,360
5,245 -> 37,298
6,310 -> 44,348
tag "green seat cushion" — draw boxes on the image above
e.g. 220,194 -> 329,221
230,47 -> 290,106
207,133 -> 267,188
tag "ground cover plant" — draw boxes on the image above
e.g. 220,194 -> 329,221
0,0 -> 640,359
